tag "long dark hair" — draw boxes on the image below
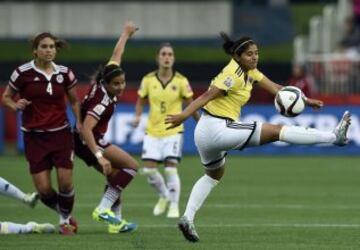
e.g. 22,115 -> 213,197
94,64 -> 124,85
220,32 -> 256,56
31,32 -> 67,51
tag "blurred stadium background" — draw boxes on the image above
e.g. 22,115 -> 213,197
1,0 -> 360,249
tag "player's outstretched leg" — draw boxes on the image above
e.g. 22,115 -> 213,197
333,111 -> 351,146
27,222 -> 56,234
178,216 -> 200,242
23,192 -> 39,208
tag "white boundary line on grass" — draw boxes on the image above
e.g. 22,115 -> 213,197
1,203 -> 360,210
78,223 -> 360,228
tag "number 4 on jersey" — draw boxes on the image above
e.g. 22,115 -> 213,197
46,82 -> 53,95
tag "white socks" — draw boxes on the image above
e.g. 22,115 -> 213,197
164,167 -> 181,206
183,174 -> 219,222
0,222 -> 33,234
0,177 -> 26,202
142,168 -> 169,198
279,126 -> 336,144
98,185 -> 120,210
111,200 -> 122,221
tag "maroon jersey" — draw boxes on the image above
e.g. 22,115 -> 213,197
81,83 -> 116,137
9,60 -> 77,132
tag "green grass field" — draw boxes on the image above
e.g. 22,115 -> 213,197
1,155 -> 360,250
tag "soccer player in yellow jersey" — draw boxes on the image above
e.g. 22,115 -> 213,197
133,43 -> 199,218
165,32 -> 351,242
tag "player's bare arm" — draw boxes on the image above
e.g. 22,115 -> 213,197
257,76 -> 283,95
2,86 -> 31,111
132,97 -> 147,128
165,86 -> 224,129
109,21 -> 139,65
82,115 -> 112,175
66,87 -> 82,132
183,97 -> 200,122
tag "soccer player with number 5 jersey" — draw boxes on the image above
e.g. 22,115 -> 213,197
133,43 -> 199,218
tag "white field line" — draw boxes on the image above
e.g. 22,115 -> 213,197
1,203 -> 360,210
77,223 -> 360,228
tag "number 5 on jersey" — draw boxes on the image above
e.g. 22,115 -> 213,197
160,101 -> 166,113
46,82 -> 53,95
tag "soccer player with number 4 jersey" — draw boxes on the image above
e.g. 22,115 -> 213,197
133,43 -> 199,218
2,33 -> 81,235
166,32 -> 352,242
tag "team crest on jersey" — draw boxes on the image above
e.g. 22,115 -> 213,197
56,74 -> 64,83
223,76 -> 234,88
171,85 -> 177,91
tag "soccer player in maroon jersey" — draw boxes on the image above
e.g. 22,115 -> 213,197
74,21 -> 139,233
2,32 -> 81,235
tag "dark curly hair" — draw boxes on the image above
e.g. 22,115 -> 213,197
220,32 -> 256,56
94,64 -> 124,85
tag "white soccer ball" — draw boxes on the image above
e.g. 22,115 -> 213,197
274,86 -> 305,117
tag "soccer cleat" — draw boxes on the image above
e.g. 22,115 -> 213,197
23,192 -> 39,208
59,223 -> 76,236
153,197 -> 169,216
92,207 -> 121,225
167,204 -> 180,218
178,216 -> 200,242
108,219 -> 138,234
28,222 -> 56,234
333,111 -> 351,146
69,216 -> 78,233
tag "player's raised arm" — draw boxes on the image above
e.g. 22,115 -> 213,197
108,21 -> 138,65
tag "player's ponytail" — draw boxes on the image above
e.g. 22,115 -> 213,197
220,32 -> 234,55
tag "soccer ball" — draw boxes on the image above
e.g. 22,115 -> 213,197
274,86 -> 305,117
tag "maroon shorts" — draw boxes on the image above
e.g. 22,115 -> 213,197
73,131 -> 111,167
24,128 -> 74,174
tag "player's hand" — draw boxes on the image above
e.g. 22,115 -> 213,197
131,116 -> 141,128
75,121 -> 83,133
165,113 -> 186,130
98,157 -> 112,176
123,21 -> 139,37
16,99 -> 31,110
305,98 -> 323,110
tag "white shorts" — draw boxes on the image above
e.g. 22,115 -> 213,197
141,133 -> 183,163
195,113 -> 262,169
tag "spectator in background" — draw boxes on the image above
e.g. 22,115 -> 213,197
288,64 -> 315,97
352,0 -> 360,28
2,33 -> 81,235
132,43 -> 199,219
338,16 -> 360,57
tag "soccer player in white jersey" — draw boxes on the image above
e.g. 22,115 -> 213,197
0,177 -> 55,234
165,32 -> 351,242
133,43 -> 199,218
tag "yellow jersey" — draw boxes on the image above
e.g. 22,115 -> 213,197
138,71 -> 193,137
204,59 -> 264,121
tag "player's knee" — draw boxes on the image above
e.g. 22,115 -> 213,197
141,167 -> 159,176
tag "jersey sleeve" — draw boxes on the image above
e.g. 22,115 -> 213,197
65,69 -> 78,89
8,69 -> 22,92
87,103 -> 107,121
181,78 -> 194,99
252,69 -> 264,83
137,77 -> 148,98
210,71 -> 235,92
